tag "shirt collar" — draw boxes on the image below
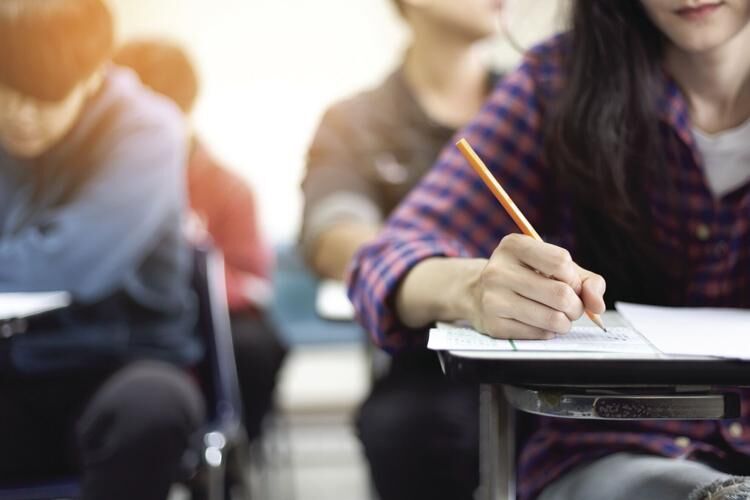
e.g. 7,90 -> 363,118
656,69 -> 701,163
390,62 -> 501,137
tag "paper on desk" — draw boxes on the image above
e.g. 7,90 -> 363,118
315,280 -> 355,321
428,322 -> 655,354
616,302 -> 750,360
0,292 -> 71,320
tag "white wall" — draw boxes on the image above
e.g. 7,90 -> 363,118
107,0 -> 564,243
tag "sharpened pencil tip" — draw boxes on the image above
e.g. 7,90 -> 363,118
585,310 -> 607,332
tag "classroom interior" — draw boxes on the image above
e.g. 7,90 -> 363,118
4,0 -> 750,499
110,1 -> 560,498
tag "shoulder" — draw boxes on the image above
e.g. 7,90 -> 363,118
490,33 -> 569,109
106,66 -> 185,144
81,66 -> 187,169
312,68 -> 406,147
323,69 -> 400,123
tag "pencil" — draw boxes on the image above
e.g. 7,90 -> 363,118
455,137 -> 607,333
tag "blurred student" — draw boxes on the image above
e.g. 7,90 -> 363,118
114,39 -> 288,441
349,1 -> 750,499
0,1 -> 204,499
300,0 -> 504,498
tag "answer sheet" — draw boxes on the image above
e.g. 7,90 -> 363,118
0,292 -> 71,320
616,302 -> 750,360
316,279 -> 355,321
428,322 -> 656,354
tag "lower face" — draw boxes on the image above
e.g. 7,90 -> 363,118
0,84 -> 87,159
0,129 -> 52,158
423,0 -> 504,41
639,0 -> 750,54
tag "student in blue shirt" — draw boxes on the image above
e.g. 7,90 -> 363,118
0,1 -> 204,498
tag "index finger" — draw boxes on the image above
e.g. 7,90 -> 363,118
502,235 -> 582,292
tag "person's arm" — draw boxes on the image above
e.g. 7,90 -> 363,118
394,256 -> 484,328
218,183 -> 274,309
311,221 -> 380,281
218,182 -> 272,282
348,42 -> 605,349
395,237 -> 605,340
0,119 -> 186,302
301,104 -> 384,280
189,150 -> 276,310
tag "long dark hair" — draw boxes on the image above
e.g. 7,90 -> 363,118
544,1 -> 682,305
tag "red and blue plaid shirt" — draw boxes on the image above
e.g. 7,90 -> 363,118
348,34 -> 750,499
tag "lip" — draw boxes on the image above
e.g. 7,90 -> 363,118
675,2 -> 724,20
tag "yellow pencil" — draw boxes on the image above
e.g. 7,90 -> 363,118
456,138 -> 607,332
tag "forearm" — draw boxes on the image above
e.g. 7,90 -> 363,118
395,257 -> 486,329
311,222 -> 380,280
0,204 -> 175,299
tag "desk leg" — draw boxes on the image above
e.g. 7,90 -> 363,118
479,385 -> 516,500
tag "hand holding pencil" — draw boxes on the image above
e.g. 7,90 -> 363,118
455,138 -> 607,337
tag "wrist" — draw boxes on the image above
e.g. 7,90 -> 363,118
444,258 -> 486,323
395,257 -> 487,328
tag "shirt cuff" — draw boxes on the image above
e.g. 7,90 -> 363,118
347,235 -> 470,352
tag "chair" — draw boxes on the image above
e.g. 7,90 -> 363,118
0,481 -> 81,500
0,245 -> 250,500
186,244 -> 251,500
269,244 -> 365,345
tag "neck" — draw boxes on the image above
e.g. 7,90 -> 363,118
403,25 -> 488,128
666,27 -> 750,133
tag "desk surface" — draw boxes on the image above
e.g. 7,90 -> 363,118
0,292 -> 71,321
439,351 -> 750,385
437,312 -> 750,386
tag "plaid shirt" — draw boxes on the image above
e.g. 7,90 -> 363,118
348,34 -> 750,499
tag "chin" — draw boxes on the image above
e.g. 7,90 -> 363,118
0,139 -> 50,159
674,37 -> 733,53
465,24 -> 498,42
667,24 -> 737,52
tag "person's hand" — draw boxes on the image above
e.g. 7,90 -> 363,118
469,234 -> 606,339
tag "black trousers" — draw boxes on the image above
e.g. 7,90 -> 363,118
0,361 -> 204,500
356,350 -> 480,500
230,310 -> 288,441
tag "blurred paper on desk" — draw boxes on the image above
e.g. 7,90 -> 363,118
428,322 -> 655,354
0,292 -> 71,320
316,280 -> 355,321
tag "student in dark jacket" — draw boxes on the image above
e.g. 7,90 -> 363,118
0,2 -> 204,499
113,39 -> 288,442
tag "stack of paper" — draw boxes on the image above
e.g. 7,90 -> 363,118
616,302 -> 750,360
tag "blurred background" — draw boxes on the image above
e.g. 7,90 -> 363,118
106,1 -> 566,498
108,0 -> 564,243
